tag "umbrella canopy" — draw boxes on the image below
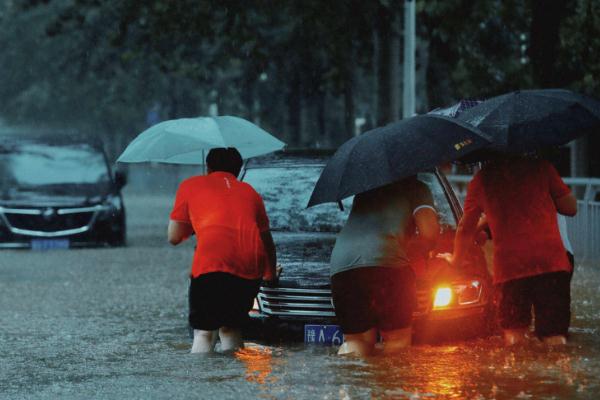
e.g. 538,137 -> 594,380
117,115 -> 286,164
428,99 -> 483,118
307,114 -> 491,207
456,89 -> 600,153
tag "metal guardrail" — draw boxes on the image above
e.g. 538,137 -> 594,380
568,200 -> 600,263
447,175 -> 600,262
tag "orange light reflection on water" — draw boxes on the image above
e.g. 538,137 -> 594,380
363,344 -> 493,398
235,345 -> 277,386
359,341 -> 589,399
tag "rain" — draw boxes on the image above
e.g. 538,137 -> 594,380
1,2 -> 600,399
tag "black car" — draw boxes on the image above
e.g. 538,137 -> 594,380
241,151 -> 494,344
0,136 -> 127,249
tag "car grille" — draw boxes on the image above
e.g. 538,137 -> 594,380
258,287 -> 336,317
5,212 -> 94,232
257,286 -> 432,318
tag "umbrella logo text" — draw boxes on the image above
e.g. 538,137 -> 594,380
454,139 -> 474,151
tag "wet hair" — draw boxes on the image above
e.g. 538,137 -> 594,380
206,147 -> 243,177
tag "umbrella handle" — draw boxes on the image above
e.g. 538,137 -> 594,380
337,201 -> 344,212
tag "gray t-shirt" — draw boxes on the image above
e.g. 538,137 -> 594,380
329,178 -> 435,276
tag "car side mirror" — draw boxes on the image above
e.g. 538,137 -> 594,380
114,170 -> 127,189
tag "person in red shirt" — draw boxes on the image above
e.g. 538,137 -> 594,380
168,148 -> 277,353
450,155 -> 577,345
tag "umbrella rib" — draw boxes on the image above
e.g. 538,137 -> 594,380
335,133 -> 373,201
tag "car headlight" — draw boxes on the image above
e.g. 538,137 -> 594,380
433,287 -> 453,308
433,280 -> 482,309
101,195 -> 122,216
105,195 -> 122,210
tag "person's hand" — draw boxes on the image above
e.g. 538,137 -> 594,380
474,230 -> 488,246
262,278 -> 278,287
436,252 -> 454,265
263,265 -> 282,287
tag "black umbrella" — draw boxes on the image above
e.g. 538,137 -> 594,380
307,114 -> 491,207
428,99 -> 483,118
456,89 -> 600,153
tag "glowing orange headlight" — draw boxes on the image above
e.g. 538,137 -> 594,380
433,287 -> 453,308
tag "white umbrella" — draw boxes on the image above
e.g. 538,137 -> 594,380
117,115 -> 286,164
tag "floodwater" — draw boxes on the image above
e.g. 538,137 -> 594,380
1,191 -> 600,399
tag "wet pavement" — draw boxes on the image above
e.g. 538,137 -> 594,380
1,190 -> 600,399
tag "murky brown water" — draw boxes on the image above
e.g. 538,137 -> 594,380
1,191 -> 599,399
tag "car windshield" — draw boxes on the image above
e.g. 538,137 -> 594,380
242,166 -> 457,232
417,172 -> 457,228
0,142 -> 111,196
243,165 -> 352,232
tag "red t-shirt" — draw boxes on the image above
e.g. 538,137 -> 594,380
170,171 -> 270,280
463,158 -> 572,284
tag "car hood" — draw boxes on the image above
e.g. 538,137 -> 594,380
272,231 -> 336,288
271,231 -> 492,289
0,192 -> 107,208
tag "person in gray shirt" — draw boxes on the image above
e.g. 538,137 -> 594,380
330,176 -> 439,356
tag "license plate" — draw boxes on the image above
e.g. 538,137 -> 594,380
304,324 -> 343,346
31,239 -> 70,250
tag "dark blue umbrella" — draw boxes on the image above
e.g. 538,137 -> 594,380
456,89 -> 600,153
428,99 -> 483,118
307,114 -> 491,207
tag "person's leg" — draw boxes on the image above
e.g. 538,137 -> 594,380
498,277 -> 533,346
503,327 -> 529,345
191,329 -> 218,353
338,328 -> 377,356
219,326 -> 244,351
380,327 -> 412,353
378,267 -> 416,353
218,274 -> 261,352
542,335 -> 567,345
189,273 -> 222,353
533,271 -> 571,345
331,268 -> 377,357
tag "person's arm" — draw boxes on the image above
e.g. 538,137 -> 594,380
413,207 -> 439,255
555,193 -> 577,216
260,230 -> 278,282
410,181 -> 440,257
451,174 -> 483,268
168,181 -> 193,245
254,191 -> 278,282
546,160 -> 577,216
452,208 -> 481,268
474,214 -> 490,245
167,220 -> 194,245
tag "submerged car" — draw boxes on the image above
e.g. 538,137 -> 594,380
242,151 -> 494,344
0,136 -> 127,249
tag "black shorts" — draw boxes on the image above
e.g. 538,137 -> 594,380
497,271 -> 571,338
331,266 -> 416,335
188,272 -> 261,331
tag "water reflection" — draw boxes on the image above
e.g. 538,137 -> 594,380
325,337 -> 599,399
235,344 -> 277,386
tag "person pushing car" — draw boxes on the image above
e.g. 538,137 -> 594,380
329,176 -> 439,356
450,154 -> 577,346
168,147 -> 277,353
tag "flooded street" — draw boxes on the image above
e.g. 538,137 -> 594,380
1,190 -> 600,399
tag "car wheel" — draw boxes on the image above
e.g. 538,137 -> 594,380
108,214 -> 127,247
108,229 -> 126,246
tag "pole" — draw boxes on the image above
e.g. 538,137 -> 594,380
403,0 -> 416,118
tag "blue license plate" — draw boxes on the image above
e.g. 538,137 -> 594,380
31,239 -> 70,250
304,324 -> 343,346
